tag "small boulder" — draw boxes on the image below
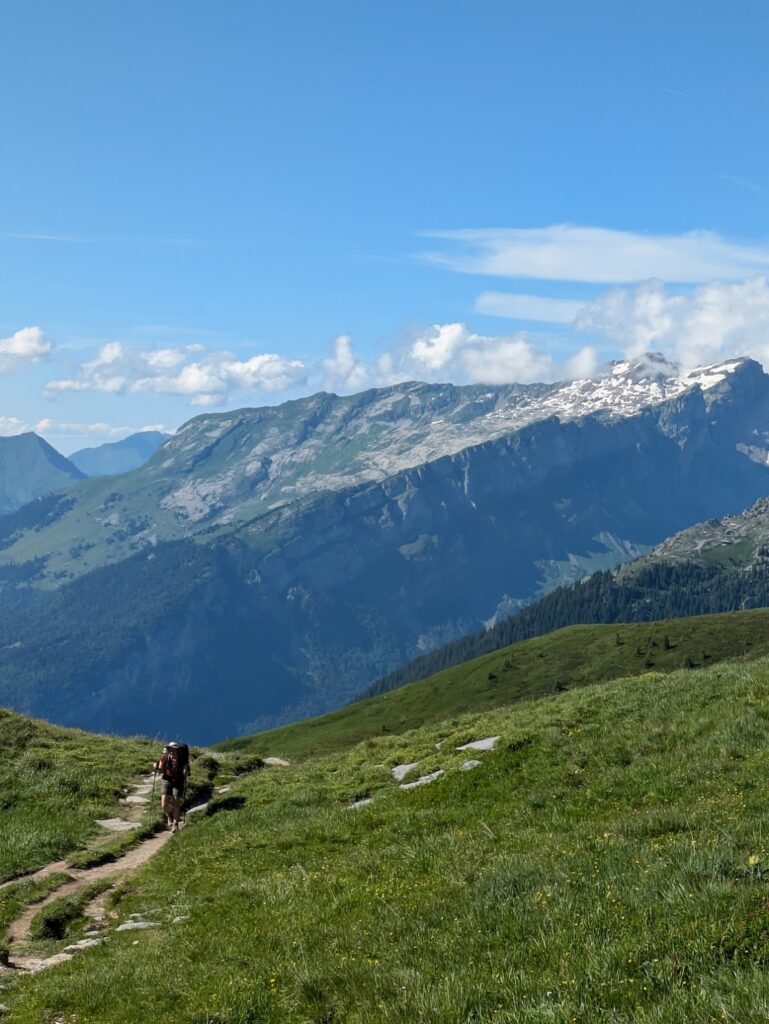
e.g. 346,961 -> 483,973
391,762 -> 419,782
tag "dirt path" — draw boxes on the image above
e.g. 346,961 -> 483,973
0,774 -> 157,895
1,773 -> 195,973
6,829 -> 173,948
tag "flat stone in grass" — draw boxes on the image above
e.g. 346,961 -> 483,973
460,759 -> 482,770
121,795 -> 149,805
263,757 -> 290,767
116,921 -> 159,932
400,769 -> 445,790
95,818 -> 141,833
391,762 -> 419,782
346,797 -> 374,810
456,736 -> 500,752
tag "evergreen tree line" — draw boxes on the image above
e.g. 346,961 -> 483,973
362,561 -> 769,698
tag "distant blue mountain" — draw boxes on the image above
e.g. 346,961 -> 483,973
69,431 -> 171,476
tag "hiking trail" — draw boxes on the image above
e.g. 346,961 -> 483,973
0,772 -> 208,974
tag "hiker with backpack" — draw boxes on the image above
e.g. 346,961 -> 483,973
153,742 -> 190,832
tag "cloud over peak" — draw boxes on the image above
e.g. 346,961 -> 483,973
576,275 -> 769,368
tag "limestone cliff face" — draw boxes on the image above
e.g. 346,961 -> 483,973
4,364 -> 769,742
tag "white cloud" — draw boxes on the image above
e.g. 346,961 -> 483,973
475,292 -> 585,323
563,345 -> 599,379
0,326 -> 52,372
406,323 -> 554,384
46,341 -> 307,405
419,225 -> 769,284
575,276 -> 769,367
409,323 -> 473,371
322,335 -> 369,391
0,416 -> 31,436
315,327 -> 601,393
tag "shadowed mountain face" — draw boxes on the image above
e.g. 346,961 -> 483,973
3,360 -> 769,741
69,431 -> 171,476
0,433 -> 84,515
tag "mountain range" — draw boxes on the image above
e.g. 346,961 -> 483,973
1,354 -> 769,741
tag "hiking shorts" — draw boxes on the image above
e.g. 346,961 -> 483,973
161,779 -> 183,798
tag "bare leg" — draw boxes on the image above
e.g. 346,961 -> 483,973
170,793 -> 181,830
161,793 -> 173,827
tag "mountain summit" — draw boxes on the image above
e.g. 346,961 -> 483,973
0,433 -> 84,515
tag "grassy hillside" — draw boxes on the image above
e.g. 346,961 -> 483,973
220,608 -> 769,759
7,657 -> 769,1021
0,709 -> 155,882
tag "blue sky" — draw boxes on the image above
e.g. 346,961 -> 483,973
2,0 -> 769,451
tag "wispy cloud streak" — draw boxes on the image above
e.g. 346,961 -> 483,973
418,225 -> 769,284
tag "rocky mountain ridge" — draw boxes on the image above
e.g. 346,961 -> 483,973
0,354 -> 754,588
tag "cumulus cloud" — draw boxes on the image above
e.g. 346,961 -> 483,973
563,345 -> 599,379
314,327 -> 605,393
575,276 -> 769,368
0,416 -> 31,436
0,326 -> 52,372
322,335 -> 369,391
419,225 -> 769,284
46,341 -> 307,405
404,323 -> 554,383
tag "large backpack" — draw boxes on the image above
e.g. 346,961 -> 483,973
170,742 -> 190,773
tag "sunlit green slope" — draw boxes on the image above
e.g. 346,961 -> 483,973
219,608 -> 769,759
7,656 -> 769,1022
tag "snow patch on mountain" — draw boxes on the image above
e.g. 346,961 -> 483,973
152,354 -> 750,523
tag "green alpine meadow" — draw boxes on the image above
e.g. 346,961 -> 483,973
5,634 -> 769,1022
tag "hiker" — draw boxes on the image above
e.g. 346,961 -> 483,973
154,742 -> 190,832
